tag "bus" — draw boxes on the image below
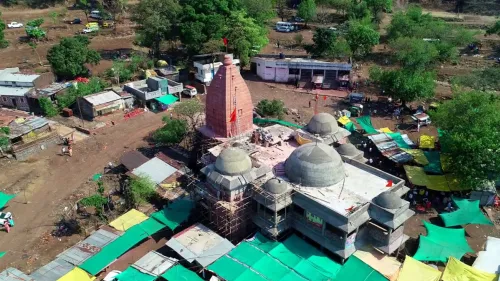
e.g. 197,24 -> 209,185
275,22 -> 295,33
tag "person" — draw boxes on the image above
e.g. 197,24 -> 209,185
369,158 -> 373,164
378,160 -> 383,167
309,100 -> 312,108
369,147 -> 373,153
442,197 -> 449,206
277,40 -> 280,49
425,200 -> 432,210
445,201 -> 454,212
363,142 -> 368,150
408,192 -> 414,202
417,120 -> 421,132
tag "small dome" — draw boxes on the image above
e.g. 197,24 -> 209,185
284,142 -> 345,187
215,147 -> 252,176
306,113 -> 339,136
374,192 -> 403,209
336,143 -> 362,156
264,178 -> 288,194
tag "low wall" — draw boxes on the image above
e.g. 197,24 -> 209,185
13,132 -> 60,161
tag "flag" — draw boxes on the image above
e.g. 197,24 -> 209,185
323,96 -> 327,101
223,38 -> 228,46
230,109 -> 236,122
386,180 -> 393,187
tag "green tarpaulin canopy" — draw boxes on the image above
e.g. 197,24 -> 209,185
162,264 -> 203,281
116,266 -> 156,281
345,122 -> 357,132
151,198 -> 194,230
208,233 -> 341,281
0,192 -> 16,209
334,256 -> 388,281
387,132 -> 411,149
79,217 -> 166,275
253,118 -> 302,129
155,94 -> 178,105
356,116 -> 378,134
0,252 -> 6,258
413,221 -> 473,263
440,198 -> 493,227
423,151 -> 442,174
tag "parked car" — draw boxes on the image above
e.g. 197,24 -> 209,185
89,10 -> 101,19
182,85 -> 198,97
70,18 -> 82,24
7,22 -> 23,28
289,16 -> 304,23
82,26 -> 99,33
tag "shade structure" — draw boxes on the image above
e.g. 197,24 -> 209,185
423,151 -> 442,174
334,256 -> 388,281
413,221 -> 473,263
0,192 -> 16,209
442,257 -> 498,281
402,149 -> 429,165
155,94 -> 178,105
57,267 -> 95,281
115,267 -> 155,281
387,132 -> 412,149
338,116 -> 351,125
397,256 -> 441,281
473,237 -> 500,274
150,198 -> 194,231
109,209 -> 148,231
439,198 -> 493,227
404,165 -> 429,186
161,265 -> 203,281
419,135 -> 435,149
356,116 -> 378,134
379,127 -> 393,133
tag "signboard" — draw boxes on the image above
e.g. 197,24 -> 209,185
305,211 -> 323,228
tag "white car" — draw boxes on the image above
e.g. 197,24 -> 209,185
182,86 -> 197,97
103,270 -> 121,281
8,22 -> 23,28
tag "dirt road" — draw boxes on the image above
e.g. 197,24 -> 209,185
0,111 -> 165,271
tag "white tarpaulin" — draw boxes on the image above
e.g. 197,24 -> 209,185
473,237 -> 500,274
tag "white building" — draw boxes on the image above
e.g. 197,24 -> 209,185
251,56 -> 352,89
193,53 -> 240,84
0,68 -> 40,111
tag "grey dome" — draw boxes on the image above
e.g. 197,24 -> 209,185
307,113 -> 339,136
336,143 -> 362,156
374,192 -> 403,209
284,142 -> 345,187
264,178 -> 288,194
215,147 -> 252,176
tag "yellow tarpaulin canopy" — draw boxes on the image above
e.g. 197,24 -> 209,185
57,267 -> 95,281
442,257 -> 498,281
404,166 -> 429,186
354,247 -> 401,281
397,256 -> 441,281
402,149 -> 429,165
426,175 -> 467,192
109,209 -> 149,231
338,116 -> 351,125
420,135 -> 436,149
379,127 -> 394,133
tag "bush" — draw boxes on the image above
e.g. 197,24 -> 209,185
127,176 -> 156,207
39,97 -> 59,117
256,99 -> 285,119
0,127 -> 9,135
153,117 -> 188,145
294,34 -> 304,46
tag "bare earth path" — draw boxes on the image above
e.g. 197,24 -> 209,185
0,111 -> 165,271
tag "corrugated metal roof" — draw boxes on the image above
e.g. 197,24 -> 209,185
132,251 -> 177,276
0,268 -> 34,281
29,258 -> 73,281
57,229 -> 120,265
0,86 -> 33,97
0,68 -> 39,83
83,91 -> 122,106
132,157 -> 177,184
9,116 -> 49,139
166,223 -> 234,268
120,150 -> 149,171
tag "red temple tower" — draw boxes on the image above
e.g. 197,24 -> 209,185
205,55 -> 254,138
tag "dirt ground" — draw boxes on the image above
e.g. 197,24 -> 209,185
0,111 -> 166,272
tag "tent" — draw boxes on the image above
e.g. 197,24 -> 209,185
334,256 -> 388,281
397,256 -> 441,281
442,257 -> 498,281
356,116 -> 378,134
413,221 -> 473,263
439,198 -> 493,227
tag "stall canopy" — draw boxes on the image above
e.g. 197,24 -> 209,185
387,132 -> 412,149
439,198 -> 493,227
356,116 -> 378,134
402,149 -> 429,165
334,256 -> 388,281
423,151 -> 442,174
442,257 -> 498,281
473,237 -> 500,274
116,267 -> 156,281
57,267 -> 95,281
413,221 -> 473,263
419,135 -> 435,149
338,116 -> 351,125
0,192 -> 16,209
150,198 -> 194,231
109,209 -> 149,232
379,127 -> 393,133
404,166 -> 429,187
155,94 -> 178,106
353,247 -> 401,280
426,175 -> 466,192
397,256 -> 441,281
161,265 -> 203,281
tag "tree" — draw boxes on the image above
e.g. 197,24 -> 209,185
256,99 -> 285,119
127,176 -> 157,207
131,0 -> 181,58
297,0 -> 317,27
25,18 -> 46,40
276,0 -> 291,21
173,99 -> 205,132
451,67 -> 500,91
0,12 -> 8,48
75,0 -> 92,22
242,0 -> 275,23
294,33 -> 304,46
225,12 -> 268,66
49,11 -> 59,24
202,39 -> 225,54
47,35 -> 100,79
370,68 -> 435,105
390,37 -> 439,70
305,28 -> 338,57
28,42 -> 43,66
430,91 -> 500,189
329,0 -> 350,16
347,0 -> 371,20
345,20 -> 379,57
57,77 -> 107,109
486,20 -> 500,35
39,97 -> 58,117
365,0 -> 391,22
153,117 -> 188,145
103,0 -> 128,20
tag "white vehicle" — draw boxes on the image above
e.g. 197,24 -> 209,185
182,85 -> 197,97
7,22 -> 23,28
328,26 -> 337,31
103,270 -> 121,281
276,21 -> 295,33
0,212 -> 14,233
89,10 -> 101,19
82,28 -> 94,34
